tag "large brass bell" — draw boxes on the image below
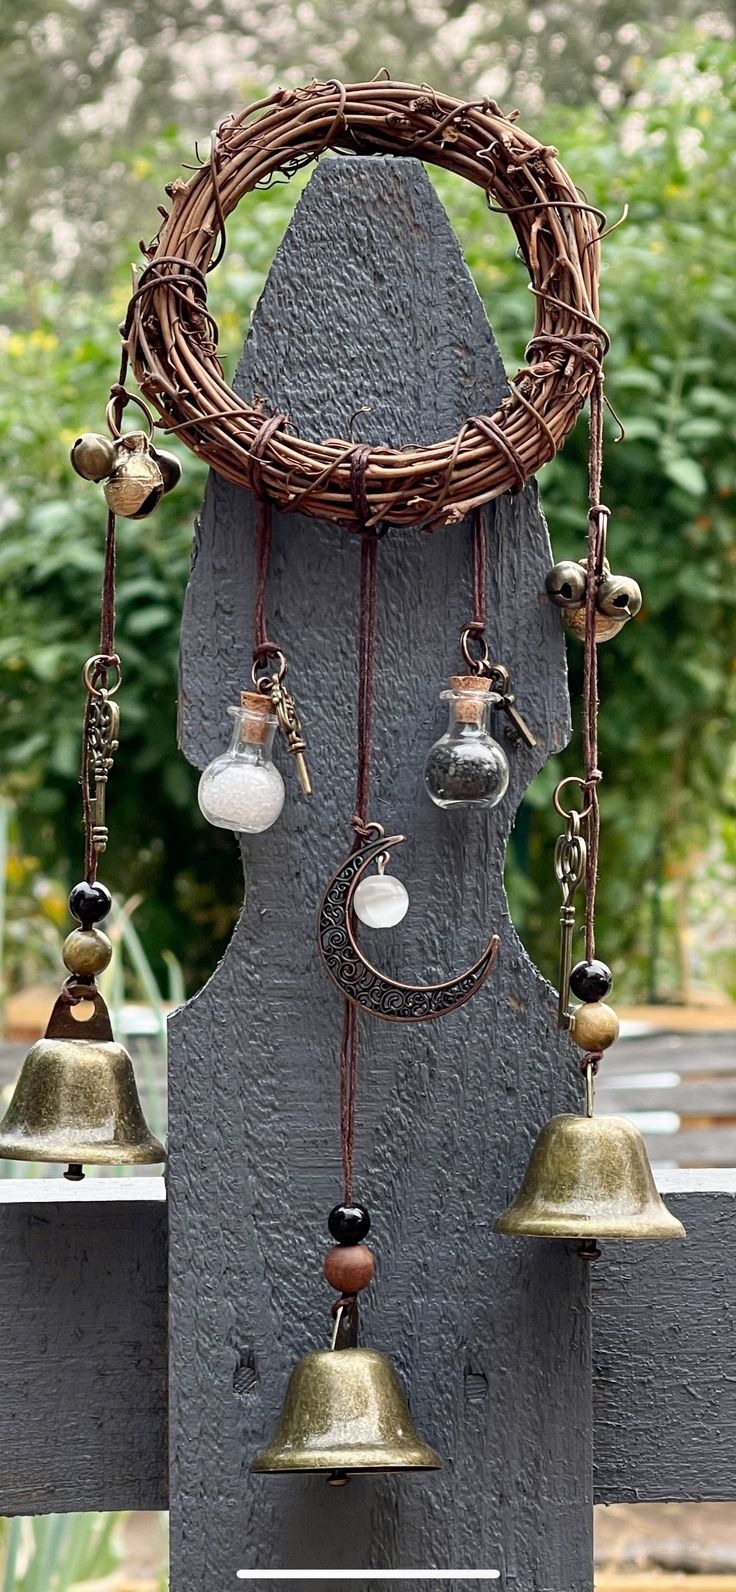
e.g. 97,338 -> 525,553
494,1112 -> 684,1243
0,982 -> 165,1177
252,1306 -> 440,1480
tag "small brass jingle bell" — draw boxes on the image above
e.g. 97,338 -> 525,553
252,1303 -> 440,1481
150,446 -> 182,495
545,561 -> 588,609
71,433 -> 117,483
597,573 -> 643,621
0,982 -> 165,1175
103,434 -> 164,519
494,1113 -> 684,1242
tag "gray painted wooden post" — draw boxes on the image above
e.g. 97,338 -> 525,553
170,156 -> 592,1589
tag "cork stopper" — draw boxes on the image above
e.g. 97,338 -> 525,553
449,674 -> 491,725
239,689 -> 276,744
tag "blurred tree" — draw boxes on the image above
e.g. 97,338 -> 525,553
0,34 -> 734,997
0,0 -> 732,289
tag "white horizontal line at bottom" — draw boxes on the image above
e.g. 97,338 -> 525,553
237,1572 -> 501,1581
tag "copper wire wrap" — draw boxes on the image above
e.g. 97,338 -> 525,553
121,78 -> 606,532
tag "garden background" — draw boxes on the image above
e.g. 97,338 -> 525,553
1,2 -> 735,1584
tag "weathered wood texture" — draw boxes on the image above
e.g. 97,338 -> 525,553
593,1170 -> 736,1503
0,1178 -> 167,1515
171,157 -> 591,1590
0,1175 -> 732,1519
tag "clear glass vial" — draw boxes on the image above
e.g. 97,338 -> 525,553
198,692 -> 285,834
424,675 -> 510,810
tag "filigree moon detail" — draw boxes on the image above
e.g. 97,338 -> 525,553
317,833 -> 500,1023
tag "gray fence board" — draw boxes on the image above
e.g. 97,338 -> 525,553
171,155 -> 592,1591
593,1172 -> 736,1502
0,1178 -> 167,1515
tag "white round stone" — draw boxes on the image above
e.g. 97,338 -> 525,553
353,873 -> 409,928
198,759 -> 285,834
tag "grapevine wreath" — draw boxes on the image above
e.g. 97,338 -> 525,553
120,76 -> 609,531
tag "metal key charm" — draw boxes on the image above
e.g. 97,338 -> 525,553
554,809 -> 587,1030
269,673 -> 312,796
488,663 -> 537,750
86,692 -> 120,854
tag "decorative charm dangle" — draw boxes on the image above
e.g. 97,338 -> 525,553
545,556 -> 642,644
353,849 -> 409,929
553,780 -> 588,1031
425,675 -> 510,809
496,385 -> 681,1254
0,885 -> 164,1179
252,1201 -> 440,1479
83,657 -> 120,856
103,432 -> 164,519
318,828 -> 499,1022
252,650 -> 312,798
198,692 -> 285,835
71,391 -> 180,521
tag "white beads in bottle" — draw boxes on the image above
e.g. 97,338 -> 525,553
198,692 -> 285,834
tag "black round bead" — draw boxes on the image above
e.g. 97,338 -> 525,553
569,958 -> 613,1002
68,881 -> 112,928
328,1203 -> 371,1245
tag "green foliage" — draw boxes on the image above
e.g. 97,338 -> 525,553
0,1514 -> 120,1590
1,38 -> 735,997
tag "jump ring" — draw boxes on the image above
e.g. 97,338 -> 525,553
553,776 -> 593,822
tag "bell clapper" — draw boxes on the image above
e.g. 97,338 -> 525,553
579,1239 -> 601,1262
64,1163 -> 85,1183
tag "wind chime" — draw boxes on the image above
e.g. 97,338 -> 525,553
3,80 -> 685,1475
0,393 -> 167,1177
494,381 -> 685,1255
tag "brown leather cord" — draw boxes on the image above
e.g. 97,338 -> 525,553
339,999 -> 358,1204
250,414 -> 289,656
582,376 -> 607,962
339,470 -> 381,1205
471,506 -> 487,630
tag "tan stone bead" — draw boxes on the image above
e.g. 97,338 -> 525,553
62,927 -> 113,977
572,1001 -> 619,1052
323,1243 -> 375,1294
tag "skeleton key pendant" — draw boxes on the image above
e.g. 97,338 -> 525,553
554,816 -> 587,1029
488,664 -> 537,749
269,675 -> 312,796
87,694 -> 120,853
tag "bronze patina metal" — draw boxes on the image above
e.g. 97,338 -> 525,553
494,1113 -> 685,1242
318,828 -> 499,1022
0,983 -> 164,1174
251,1346 -> 440,1479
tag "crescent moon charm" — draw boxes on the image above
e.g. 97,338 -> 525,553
317,832 -> 500,1023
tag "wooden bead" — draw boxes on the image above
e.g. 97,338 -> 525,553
572,1001 -> 619,1052
62,927 -> 112,977
323,1243 -> 375,1293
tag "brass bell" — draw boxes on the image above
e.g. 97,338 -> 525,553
494,1113 -> 685,1242
545,560 -> 588,609
252,1304 -> 440,1479
0,983 -> 165,1177
151,446 -> 182,495
71,432 -> 117,483
597,573 -> 643,621
103,434 -> 164,519
564,606 -> 626,643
